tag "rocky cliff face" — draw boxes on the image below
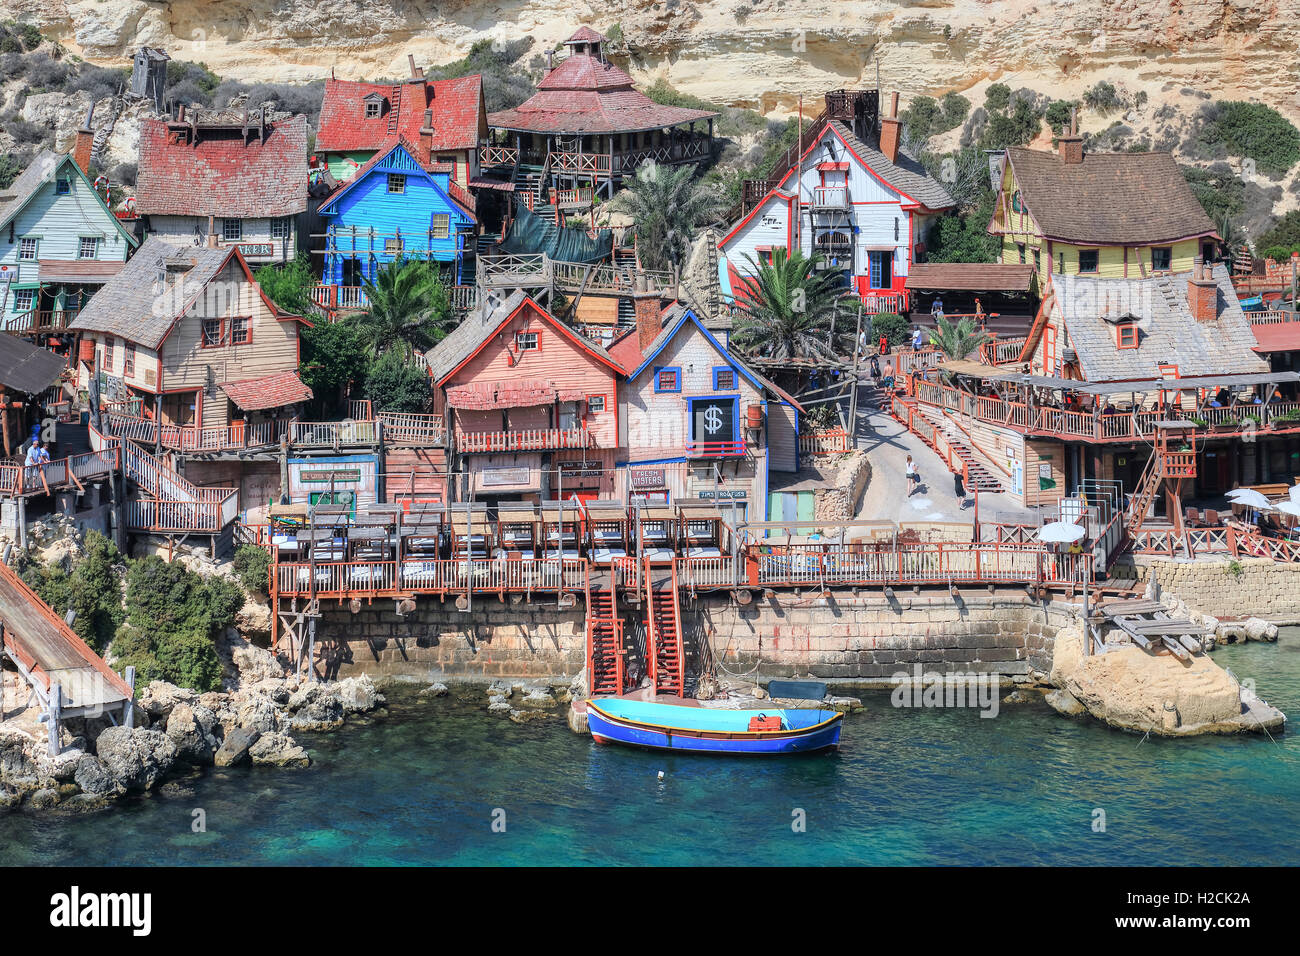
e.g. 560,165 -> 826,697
6,0 -> 1299,121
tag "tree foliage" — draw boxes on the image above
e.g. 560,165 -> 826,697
929,314 -> 991,361
299,317 -> 371,415
18,531 -> 124,653
1258,210 -> 1300,258
232,544 -> 271,594
871,312 -> 910,347
1193,101 -> 1300,177
925,189 -> 1001,263
731,248 -> 843,362
611,162 -> 725,272
254,253 -> 317,316
356,258 -> 453,358
366,348 -> 433,413
113,558 -> 244,692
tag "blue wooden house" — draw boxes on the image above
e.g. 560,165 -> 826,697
0,148 -> 138,342
315,138 -> 476,312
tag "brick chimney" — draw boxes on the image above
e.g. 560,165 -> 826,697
73,104 -> 95,175
1058,108 -> 1084,165
419,109 -> 435,163
407,54 -> 425,84
879,91 -> 901,164
633,275 -> 662,353
1187,256 -> 1219,322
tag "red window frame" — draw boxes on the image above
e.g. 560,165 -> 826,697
200,318 -> 224,348
1116,323 -> 1139,349
515,331 -> 539,352
123,342 -> 136,377
103,336 -> 115,370
230,316 -> 252,346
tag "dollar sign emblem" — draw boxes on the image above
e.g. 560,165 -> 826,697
704,405 -> 723,434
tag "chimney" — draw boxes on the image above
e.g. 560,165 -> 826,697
419,109 -> 435,163
73,104 -> 95,175
879,91 -> 901,164
1058,107 -> 1084,165
1187,256 -> 1219,322
633,275 -> 662,353
407,54 -> 424,83
546,50 -> 554,74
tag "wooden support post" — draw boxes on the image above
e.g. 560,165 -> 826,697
123,665 -> 136,728
47,681 -> 61,756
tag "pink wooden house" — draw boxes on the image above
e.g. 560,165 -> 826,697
425,291 -> 625,502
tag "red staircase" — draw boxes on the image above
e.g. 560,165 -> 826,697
645,563 -> 685,697
911,405 -> 1004,492
585,587 -> 625,697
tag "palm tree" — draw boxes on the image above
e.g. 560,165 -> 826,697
610,161 -> 724,273
731,248 -> 843,363
929,313 -> 990,361
354,257 -> 452,357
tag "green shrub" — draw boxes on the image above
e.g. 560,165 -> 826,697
18,531 -> 124,653
1194,101 -> 1300,177
1045,99 -> 1076,135
977,98 -> 1042,150
984,83 -> 1011,111
1257,211 -> 1300,257
871,312 -> 911,346
299,316 -> 371,415
1082,81 -> 1125,115
366,348 -> 433,414
232,544 -> 271,594
254,253 -> 316,315
114,557 -> 245,692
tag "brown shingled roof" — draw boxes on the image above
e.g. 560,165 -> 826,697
905,263 -> 1036,292
1001,147 -> 1217,245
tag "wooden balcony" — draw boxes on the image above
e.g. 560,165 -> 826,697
798,429 -> 850,455
310,284 -> 477,317
456,427 -> 593,453
0,448 -> 118,498
811,185 -> 848,210
4,308 -> 78,335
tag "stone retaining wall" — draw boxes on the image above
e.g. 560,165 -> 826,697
1122,556 -> 1300,619
322,588 -> 1074,684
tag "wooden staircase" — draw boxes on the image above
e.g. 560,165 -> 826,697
585,587 -> 625,697
645,563 -> 685,697
911,404 -> 1005,492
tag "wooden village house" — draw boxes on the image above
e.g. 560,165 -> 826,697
718,90 -> 955,315
986,116 -> 1219,281
315,64 -> 487,188
425,290 -> 625,504
480,27 -> 717,199
0,140 -> 137,345
608,296 -> 805,523
314,139 -> 478,313
135,108 -> 309,266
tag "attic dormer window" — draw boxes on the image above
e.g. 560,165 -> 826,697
1117,322 -> 1139,349
365,102 -> 381,118
363,93 -> 387,118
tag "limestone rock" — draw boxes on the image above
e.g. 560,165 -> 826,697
487,695 -> 512,715
93,726 -> 177,791
515,687 -> 557,710
73,754 -> 123,797
1049,625 -> 1247,735
334,675 -> 384,714
286,684 -> 344,731
825,695 -> 863,713
508,707 -> 552,723
164,702 -> 217,764
28,787 -> 61,809
0,728 -> 40,792
1243,617 -> 1279,642
1044,688 -> 1086,717
138,681 -> 198,722
218,628 -> 285,688
419,682 -> 449,697
214,727 -> 261,768
248,732 -> 309,768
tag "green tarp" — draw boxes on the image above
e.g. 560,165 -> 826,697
497,200 -> 612,263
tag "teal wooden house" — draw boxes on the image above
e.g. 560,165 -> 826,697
0,148 -> 138,342
316,138 -> 476,311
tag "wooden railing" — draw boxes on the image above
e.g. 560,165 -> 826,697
0,447 -> 119,497
456,427 -> 592,453
1246,310 -> 1299,325
480,144 -> 519,168
862,293 -> 905,315
289,420 -> 380,447
747,542 -> 1074,587
812,185 -> 848,209
1129,525 -> 1300,564
274,556 -> 587,598
104,412 -> 285,452
311,285 -> 368,311
979,337 -> 1027,365
892,347 -> 945,375
685,440 -> 747,458
379,412 -> 446,446
4,308 -> 79,335
798,429 -> 850,455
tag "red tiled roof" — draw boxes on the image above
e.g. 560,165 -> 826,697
566,26 -> 608,44
1251,322 -> 1300,354
489,85 -> 716,135
136,116 -> 308,218
316,75 -> 485,155
221,370 -> 313,411
537,53 -> 635,92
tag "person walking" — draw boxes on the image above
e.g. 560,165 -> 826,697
869,354 -> 881,382
905,455 -> 919,495
953,468 -> 966,505
911,326 -> 924,350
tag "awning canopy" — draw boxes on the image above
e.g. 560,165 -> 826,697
1251,323 -> 1300,354
37,260 -> 125,284
0,336 -> 65,394
446,380 -> 586,410
905,263 -> 1037,293
221,370 -> 313,411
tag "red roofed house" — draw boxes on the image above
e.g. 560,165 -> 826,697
482,27 -> 717,198
424,290 -> 625,503
136,107 -> 309,266
315,60 -> 487,188
718,90 -> 955,313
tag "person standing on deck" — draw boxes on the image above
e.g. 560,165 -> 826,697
906,455 -> 919,495
911,326 -> 923,350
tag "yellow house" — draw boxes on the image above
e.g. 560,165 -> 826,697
988,119 -> 1218,279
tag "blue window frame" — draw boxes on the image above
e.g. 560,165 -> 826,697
654,367 -> 681,393
712,366 -> 738,390
55,178 -> 70,195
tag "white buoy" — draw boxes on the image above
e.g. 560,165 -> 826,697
657,771 -> 665,780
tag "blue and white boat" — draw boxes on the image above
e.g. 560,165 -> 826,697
586,698 -> 843,755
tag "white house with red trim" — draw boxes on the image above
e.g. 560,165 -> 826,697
718,92 -> 955,314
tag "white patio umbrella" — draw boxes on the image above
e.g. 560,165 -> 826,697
1037,521 -> 1087,543
1275,500 -> 1300,519
1227,488 -> 1272,510
1288,484 -> 1300,503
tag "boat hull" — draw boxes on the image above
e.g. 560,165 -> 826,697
586,701 -> 843,755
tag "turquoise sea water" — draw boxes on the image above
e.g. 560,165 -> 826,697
2,638 -> 1297,866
